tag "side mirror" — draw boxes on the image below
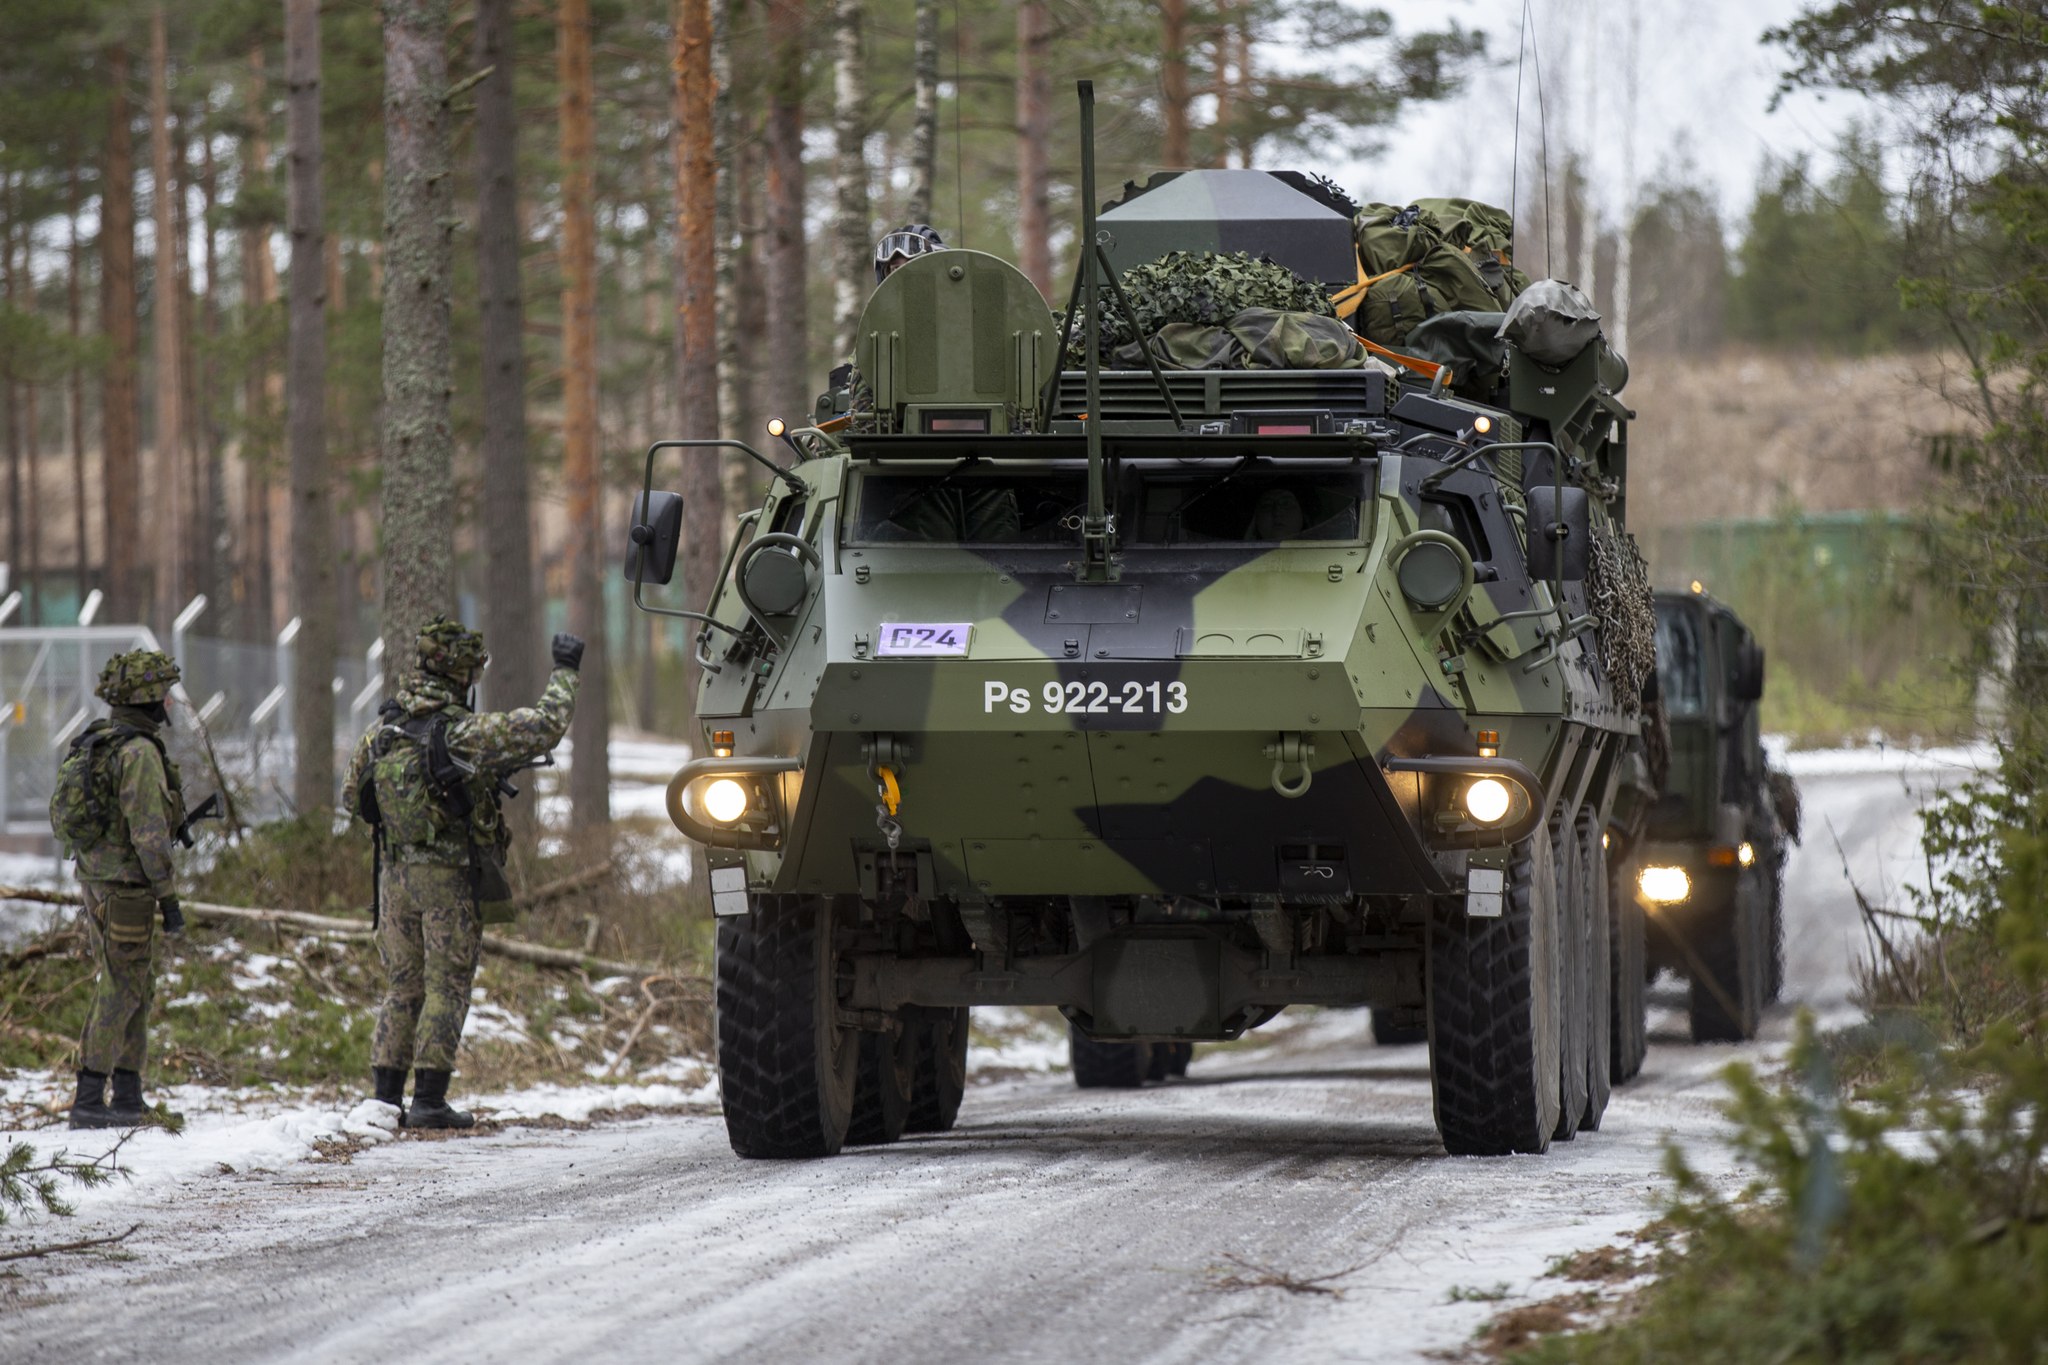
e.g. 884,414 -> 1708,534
1525,485 -> 1590,584
624,491 -> 685,586
1731,638 -> 1765,701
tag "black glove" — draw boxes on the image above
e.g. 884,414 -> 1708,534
159,896 -> 185,937
551,632 -> 586,672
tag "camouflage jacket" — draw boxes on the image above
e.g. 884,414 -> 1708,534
72,705 -> 184,898
344,666 -> 579,867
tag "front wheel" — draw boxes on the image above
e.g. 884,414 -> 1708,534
1427,823 -> 1563,1156
847,1018 -> 919,1146
1687,879 -> 1764,1043
715,897 -> 860,1158
1608,850 -> 1649,1084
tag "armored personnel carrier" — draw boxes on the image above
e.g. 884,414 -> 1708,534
627,86 -> 1658,1158
1633,587 -> 1798,1041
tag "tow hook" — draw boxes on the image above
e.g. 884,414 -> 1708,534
1265,732 -> 1316,798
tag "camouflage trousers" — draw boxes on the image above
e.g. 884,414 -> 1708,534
373,862 -> 481,1073
78,880 -> 158,1076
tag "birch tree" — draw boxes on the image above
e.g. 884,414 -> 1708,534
763,0 -> 808,422
830,0 -> 870,360
906,0 -> 937,226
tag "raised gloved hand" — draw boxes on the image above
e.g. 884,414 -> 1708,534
551,633 -> 586,672
159,896 -> 185,937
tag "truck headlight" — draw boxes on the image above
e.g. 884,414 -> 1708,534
1463,777 -> 1512,825
1637,865 -> 1691,905
701,778 -> 750,824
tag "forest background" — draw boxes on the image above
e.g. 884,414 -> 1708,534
0,0 -> 1983,839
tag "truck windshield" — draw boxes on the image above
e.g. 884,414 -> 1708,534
850,471 -> 1085,544
1129,467 -> 1363,544
1654,604 -> 1707,718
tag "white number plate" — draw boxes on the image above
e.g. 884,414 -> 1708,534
983,679 -> 1190,715
877,622 -> 972,656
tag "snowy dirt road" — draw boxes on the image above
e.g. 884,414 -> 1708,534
0,756 -> 1968,1364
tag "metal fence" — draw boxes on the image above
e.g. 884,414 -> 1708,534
0,588 -> 370,841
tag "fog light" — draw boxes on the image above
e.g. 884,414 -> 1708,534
701,778 -> 750,824
1638,865 -> 1691,905
1463,777 -> 1512,825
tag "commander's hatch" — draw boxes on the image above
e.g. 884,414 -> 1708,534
855,250 -> 1060,436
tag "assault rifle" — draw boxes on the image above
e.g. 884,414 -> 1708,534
175,792 -> 224,848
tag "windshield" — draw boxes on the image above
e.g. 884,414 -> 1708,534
847,463 -> 1365,547
1654,603 -> 1707,719
850,471 -> 1085,544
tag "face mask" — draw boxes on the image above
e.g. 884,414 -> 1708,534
143,700 -> 171,727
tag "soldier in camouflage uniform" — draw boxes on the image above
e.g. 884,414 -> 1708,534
344,617 -> 582,1129
58,650 -> 187,1130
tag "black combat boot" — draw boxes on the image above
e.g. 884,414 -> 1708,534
404,1069 -> 476,1131
372,1066 -> 408,1122
107,1069 -> 148,1124
67,1070 -> 119,1130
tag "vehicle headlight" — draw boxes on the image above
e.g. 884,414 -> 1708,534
1637,865 -> 1691,905
1463,777 -> 1512,825
1738,841 -> 1756,868
701,777 -> 750,824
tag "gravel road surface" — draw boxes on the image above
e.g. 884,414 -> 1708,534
0,759 -> 1962,1363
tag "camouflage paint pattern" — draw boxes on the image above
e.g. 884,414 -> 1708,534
343,665 -> 579,867
69,707 -> 184,899
77,879 -> 158,1075
371,862 -> 481,1072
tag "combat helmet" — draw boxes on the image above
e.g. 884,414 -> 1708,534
416,615 -> 488,685
95,649 -> 181,706
874,224 -> 946,283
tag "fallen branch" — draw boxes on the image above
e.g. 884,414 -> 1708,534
1206,1252 -> 1363,1298
0,1223 -> 141,1263
0,878 -> 678,982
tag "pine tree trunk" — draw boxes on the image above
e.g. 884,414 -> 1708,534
102,43 -> 142,623
149,4 -> 183,631
764,0 -> 809,424
199,130 -> 231,618
829,0 -> 870,360
713,0 -> 741,445
675,0 -> 727,711
1161,0 -> 1190,168
907,0 -> 937,225
559,0 -> 609,826
69,164 -> 90,600
286,0 -> 337,813
475,0 -> 541,722
729,120 -> 766,502
4,175 -> 22,612
378,0 -> 457,673
1015,0 -> 1051,300
241,46 -> 277,642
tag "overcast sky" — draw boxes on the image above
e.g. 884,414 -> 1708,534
1314,0 -> 1876,239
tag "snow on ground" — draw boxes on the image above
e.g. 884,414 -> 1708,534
0,756 -> 1928,1362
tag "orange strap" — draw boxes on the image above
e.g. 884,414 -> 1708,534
1331,260 -> 1416,320
1359,336 -> 1445,383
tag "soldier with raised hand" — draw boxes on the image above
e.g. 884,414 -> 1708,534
345,617 -> 582,1129
53,650 -> 188,1130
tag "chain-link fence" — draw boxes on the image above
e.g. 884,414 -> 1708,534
0,593 -> 367,843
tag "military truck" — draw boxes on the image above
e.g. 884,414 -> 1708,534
626,85 -> 1658,1158
1632,587 -> 1798,1041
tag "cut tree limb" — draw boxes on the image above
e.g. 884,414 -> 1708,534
0,1224 -> 142,1263
0,866 -> 668,980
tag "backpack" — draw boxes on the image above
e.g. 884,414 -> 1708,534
1340,199 -> 1533,350
51,722 -> 163,858
356,703 -> 477,850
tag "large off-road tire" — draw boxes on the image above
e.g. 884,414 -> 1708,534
904,1007 -> 969,1134
1427,822 -> 1562,1156
1687,877 -> 1764,1043
1146,1040 -> 1194,1080
1371,1007 -> 1429,1046
715,897 -> 860,1158
846,1019 -> 919,1146
1765,861 -> 1786,1004
1577,813 -> 1613,1132
1608,852 -> 1649,1084
1552,811 -> 1590,1142
1069,1025 -> 1152,1089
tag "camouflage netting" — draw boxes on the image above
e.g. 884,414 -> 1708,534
1586,521 -> 1657,716
1063,250 -> 1333,368
416,614 -> 488,683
